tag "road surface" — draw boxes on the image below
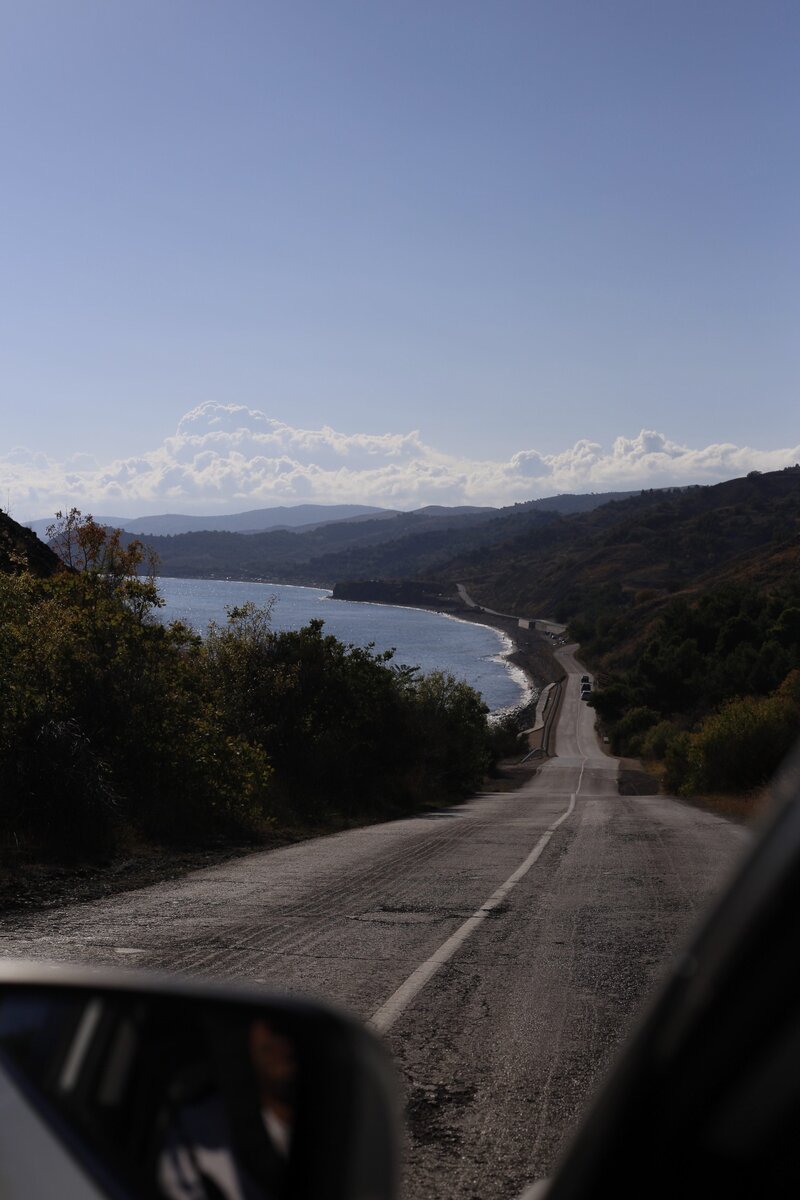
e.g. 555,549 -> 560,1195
0,645 -> 750,1198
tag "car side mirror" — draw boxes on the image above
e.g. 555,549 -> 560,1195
0,962 -> 399,1200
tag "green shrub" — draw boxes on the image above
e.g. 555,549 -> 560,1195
0,516 -> 501,856
639,719 -> 682,762
611,706 -> 660,756
681,693 -> 798,794
486,710 -> 526,764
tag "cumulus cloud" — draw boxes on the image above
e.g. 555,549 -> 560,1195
3,402 -> 799,521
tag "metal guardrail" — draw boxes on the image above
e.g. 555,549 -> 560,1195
541,677 -> 564,756
519,678 -> 563,762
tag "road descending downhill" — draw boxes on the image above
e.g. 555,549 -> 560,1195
0,643 -> 750,1199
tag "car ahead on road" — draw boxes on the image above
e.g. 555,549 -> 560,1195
1,749 -> 799,1200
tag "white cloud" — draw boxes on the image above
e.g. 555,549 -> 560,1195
3,402 -> 799,521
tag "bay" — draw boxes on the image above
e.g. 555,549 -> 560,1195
156,577 -> 529,714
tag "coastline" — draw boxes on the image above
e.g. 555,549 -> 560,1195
325,579 -> 565,697
155,573 -> 564,698
157,576 -> 538,713
324,593 -> 542,712
351,593 -> 568,703
431,603 -> 566,695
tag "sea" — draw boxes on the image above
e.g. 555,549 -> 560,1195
156,577 -> 530,715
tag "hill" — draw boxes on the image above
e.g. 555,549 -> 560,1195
26,503 -> 399,538
31,500 -> 608,540
434,469 -> 800,640
0,510 -> 63,577
129,490 -> 645,582
424,467 -> 800,798
511,489 -> 644,515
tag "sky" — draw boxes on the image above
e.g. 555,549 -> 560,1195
2,0 -> 798,520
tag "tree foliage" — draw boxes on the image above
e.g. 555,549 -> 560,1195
1,514 -> 495,859
587,579 -> 800,792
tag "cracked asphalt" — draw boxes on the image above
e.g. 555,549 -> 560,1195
0,646 -> 751,1199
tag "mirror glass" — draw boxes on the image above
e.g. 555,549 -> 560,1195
0,985 -> 327,1200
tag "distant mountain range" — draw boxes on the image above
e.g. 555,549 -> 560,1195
26,494 -> 642,541
102,491 -> 644,583
26,503 -> 399,538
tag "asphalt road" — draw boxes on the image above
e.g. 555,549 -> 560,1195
0,646 -> 750,1199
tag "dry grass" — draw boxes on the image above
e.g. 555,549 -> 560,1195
622,757 -> 771,824
679,789 -> 771,825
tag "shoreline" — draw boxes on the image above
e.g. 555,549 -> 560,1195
434,610 -> 534,713
156,576 -> 550,713
319,589 -> 566,713
322,579 -> 566,696
383,598 -> 567,700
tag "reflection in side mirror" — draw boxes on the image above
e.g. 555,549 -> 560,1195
0,964 -> 398,1200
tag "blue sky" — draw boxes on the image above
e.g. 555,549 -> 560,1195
2,1 -> 798,519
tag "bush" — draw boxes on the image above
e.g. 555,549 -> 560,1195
680,693 -> 798,794
0,574 -> 277,852
204,609 -> 493,818
1,718 -> 118,858
639,719 -> 683,762
486,709 -> 526,764
610,706 -> 660,756
663,731 -> 692,794
1,523 -> 498,857
408,671 -> 491,798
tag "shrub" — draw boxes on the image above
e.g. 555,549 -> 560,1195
1,525 -> 498,856
611,706 -> 660,756
681,694 -> 798,794
487,709 -> 526,764
639,719 -> 682,762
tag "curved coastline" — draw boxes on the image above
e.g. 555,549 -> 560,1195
386,597 -> 566,704
430,609 -> 534,713
156,577 -> 531,713
322,591 -> 564,718
321,592 -> 534,713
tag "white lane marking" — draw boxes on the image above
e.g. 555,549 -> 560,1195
368,766 -> 584,1034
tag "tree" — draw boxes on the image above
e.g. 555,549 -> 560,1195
770,607 -> 800,650
682,693 -> 797,794
408,670 -> 491,796
47,508 -> 163,620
